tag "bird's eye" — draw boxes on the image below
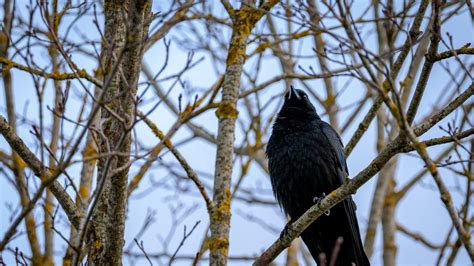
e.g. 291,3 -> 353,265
303,94 -> 308,99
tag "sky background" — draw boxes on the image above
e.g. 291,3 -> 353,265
1,0 -> 473,265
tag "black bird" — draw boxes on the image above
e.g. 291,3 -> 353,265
266,86 -> 369,265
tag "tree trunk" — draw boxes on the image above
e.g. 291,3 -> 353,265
210,16 -> 250,266
87,1 -> 151,264
210,2 -> 278,265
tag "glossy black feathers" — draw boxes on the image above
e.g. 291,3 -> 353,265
266,86 -> 370,265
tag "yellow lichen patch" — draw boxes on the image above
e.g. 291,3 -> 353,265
31,256 -> 43,266
63,258 -> 71,266
226,45 -> 245,66
93,67 -> 103,78
48,167 -> 62,179
143,117 -> 173,147
79,185 -> 90,200
14,154 -> 27,171
42,256 -> 54,266
384,242 -> 398,252
427,162 -> 438,174
239,22 -> 253,38
208,236 -> 229,255
381,80 -> 391,93
45,198 -> 54,213
383,194 -> 397,207
128,175 -> 141,192
417,141 -> 427,150
246,144 -> 259,154
180,104 -> 194,118
83,142 -> 98,165
215,102 -> 238,120
212,188 -> 231,222
323,94 -> 336,106
26,216 -> 37,228
49,69 -> 86,80
400,76 -> 412,89
254,127 -> 263,148
241,160 -> 251,176
465,233 -> 471,241
90,239 -> 103,257
293,31 -> 310,39
1,57 -> 13,72
225,8 -> 262,66
93,240 -> 102,249
237,7 -> 264,28
48,44 -> 57,56
254,41 -> 271,54
201,237 -> 210,251
77,69 -> 87,77
0,33 -> 7,44
84,142 -> 97,156
159,135 -> 172,148
365,229 -> 376,238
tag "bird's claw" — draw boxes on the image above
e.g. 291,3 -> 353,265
280,221 -> 293,239
313,193 -> 330,216
312,192 -> 325,204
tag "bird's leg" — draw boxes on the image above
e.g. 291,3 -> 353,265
313,192 -> 330,216
280,219 -> 293,240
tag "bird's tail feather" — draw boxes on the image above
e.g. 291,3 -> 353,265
300,199 -> 370,266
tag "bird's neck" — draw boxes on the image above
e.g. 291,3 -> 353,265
273,116 -> 319,132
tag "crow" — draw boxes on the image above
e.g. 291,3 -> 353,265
266,86 -> 370,265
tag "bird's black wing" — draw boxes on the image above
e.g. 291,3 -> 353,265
320,121 -> 370,265
320,122 -> 348,176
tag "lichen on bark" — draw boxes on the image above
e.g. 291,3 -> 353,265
210,2 -> 279,265
86,1 -> 152,265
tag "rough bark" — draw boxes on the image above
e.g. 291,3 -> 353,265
86,1 -> 152,265
210,2 -> 278,265
210,14 -> 251,266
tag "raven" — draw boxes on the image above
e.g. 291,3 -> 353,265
266,86 -> 369,265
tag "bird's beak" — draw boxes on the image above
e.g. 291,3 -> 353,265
288,85 -> 301,100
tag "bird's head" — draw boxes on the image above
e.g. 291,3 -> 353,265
277,86 -> 319,121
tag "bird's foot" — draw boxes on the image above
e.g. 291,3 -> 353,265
312,192 -> 330,216
280,220 -> 293,240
